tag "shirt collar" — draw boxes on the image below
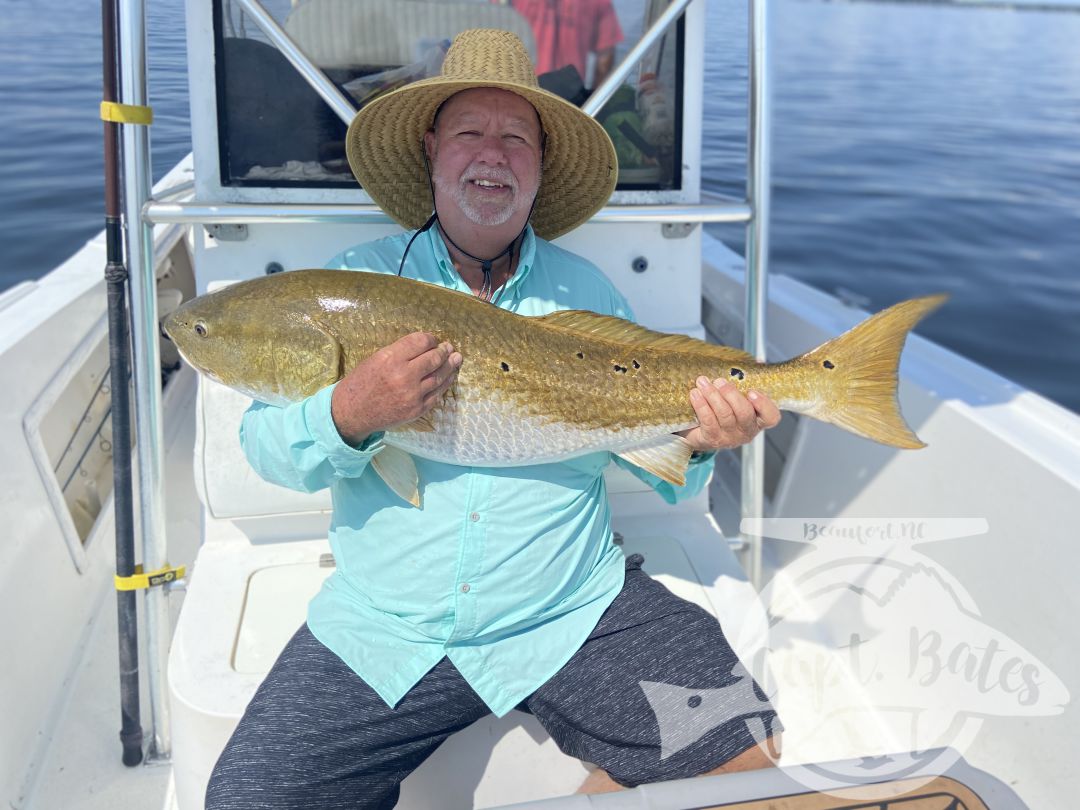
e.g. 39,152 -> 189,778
423,223 -> 536,306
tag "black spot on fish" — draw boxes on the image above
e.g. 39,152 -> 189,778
576,351 -> 584,359
500,362 -> 510,372
632,359 -> 640,369
730,367 -> 745,380
823,360 -> 835,369
613,364 -> 627,373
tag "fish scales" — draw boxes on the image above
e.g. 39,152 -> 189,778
314,274 -> 715,462
164,269 -> 946,505
276,272 -> 720,432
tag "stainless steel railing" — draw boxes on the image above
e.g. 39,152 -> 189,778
742,0 -> 773,589
118,0 -> 171,762
144,200 -> 753,225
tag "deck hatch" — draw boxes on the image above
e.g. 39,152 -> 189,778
23,318 -> 132,571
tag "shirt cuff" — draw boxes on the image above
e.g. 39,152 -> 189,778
689,450 -> 717,465
305,383 -> 386,475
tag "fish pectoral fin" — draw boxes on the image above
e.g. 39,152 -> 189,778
615,435 -> 694,487
370,446 -> 421,508
401,411 -> 437,433
283,332 -> 346,399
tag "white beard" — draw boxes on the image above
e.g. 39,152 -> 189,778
433,165 -> 542,227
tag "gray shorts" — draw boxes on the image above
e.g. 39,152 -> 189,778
207,554 -> 781,809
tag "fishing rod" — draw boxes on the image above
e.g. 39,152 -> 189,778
101,0 -> 143,768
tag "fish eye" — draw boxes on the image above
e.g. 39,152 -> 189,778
194,322 -> 208,338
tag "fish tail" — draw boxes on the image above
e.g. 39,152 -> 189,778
795,293 -> 948,449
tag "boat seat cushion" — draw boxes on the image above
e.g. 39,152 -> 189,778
195,378 -> 333,520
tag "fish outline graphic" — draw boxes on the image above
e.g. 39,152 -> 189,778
639,670 -> 776,761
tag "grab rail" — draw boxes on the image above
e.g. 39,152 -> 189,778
144,200 -> 753,226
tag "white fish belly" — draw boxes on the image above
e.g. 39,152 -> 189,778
386,392 -> 693,466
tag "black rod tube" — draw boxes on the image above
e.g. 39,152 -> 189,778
102,0 -> 143,768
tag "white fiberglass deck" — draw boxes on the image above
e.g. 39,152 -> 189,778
17,367 -> 201,810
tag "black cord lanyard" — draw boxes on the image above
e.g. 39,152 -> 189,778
396,214 -> 524,304
436,221 -> 522,302
396,213 -> 438,279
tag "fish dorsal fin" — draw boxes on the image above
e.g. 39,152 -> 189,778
537,310 -> 756,363
614,434 -> 694,487
371,446 -> 421,508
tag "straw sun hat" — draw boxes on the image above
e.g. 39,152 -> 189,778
345,28 -> 618,241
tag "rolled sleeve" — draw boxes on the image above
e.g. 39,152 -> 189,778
305,384 -> 387,475
240,384 -> 385,493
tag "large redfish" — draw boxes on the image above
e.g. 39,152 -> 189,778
164,270 -> 946,507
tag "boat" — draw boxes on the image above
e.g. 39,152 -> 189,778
2,0 -> 1076,807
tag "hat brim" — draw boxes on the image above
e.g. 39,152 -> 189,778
346,77 -> 618,240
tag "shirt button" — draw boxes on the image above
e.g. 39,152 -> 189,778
460,583 -> 471,593
469,512 -> 480,522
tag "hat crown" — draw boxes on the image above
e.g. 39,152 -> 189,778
441,28 -> 539,89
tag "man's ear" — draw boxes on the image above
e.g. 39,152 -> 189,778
422,129 -> 436,165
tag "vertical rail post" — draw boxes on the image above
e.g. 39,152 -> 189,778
118,0 -> 172,761
741,0 -> 771,590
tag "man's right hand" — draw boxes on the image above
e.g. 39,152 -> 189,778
331,332 -> 462,446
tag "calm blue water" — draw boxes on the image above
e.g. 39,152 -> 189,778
1,0 -> 1078,413
703,0 -> 1080,413
0,0 -> 191,276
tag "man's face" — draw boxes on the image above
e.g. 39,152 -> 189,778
425,88 -> 543,232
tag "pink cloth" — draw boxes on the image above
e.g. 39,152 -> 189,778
503,0 -> 624,81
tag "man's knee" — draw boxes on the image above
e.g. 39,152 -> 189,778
701,731 -> 781,776
583,731 -> 782,794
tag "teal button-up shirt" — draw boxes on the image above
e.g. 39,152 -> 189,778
240,226 -> 715,717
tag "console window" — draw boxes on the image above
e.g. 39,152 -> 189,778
213,0 -> 684,191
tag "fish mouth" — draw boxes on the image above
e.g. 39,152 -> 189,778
159,310 -> 198,369
161,311 -> 180,341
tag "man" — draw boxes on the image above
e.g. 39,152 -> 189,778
207,29 -> 782,809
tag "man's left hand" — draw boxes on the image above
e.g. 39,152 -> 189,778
677,376 -> 781,452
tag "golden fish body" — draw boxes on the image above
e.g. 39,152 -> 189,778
164,270 -> 945,505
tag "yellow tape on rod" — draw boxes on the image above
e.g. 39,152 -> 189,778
115,563 -> 185,591
100,101 -> 153,125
